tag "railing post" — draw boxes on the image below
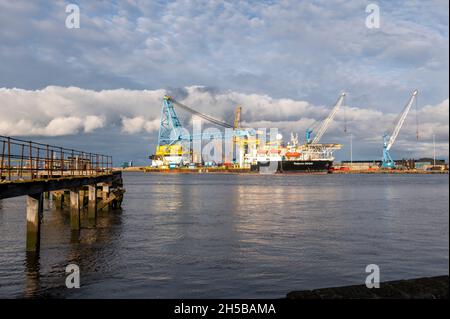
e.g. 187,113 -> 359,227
90,154 -> 94,176
28,141 -> 32,180
50,150 -> 54,178
46,145 -> 49,178
71,150 -> 75,176
0,139 -> 5,181
8,137 -> 11,181
60,147 -> 64,177
19,144 -> 24,179
36,148 -> 40,179
81,152 -> 85,176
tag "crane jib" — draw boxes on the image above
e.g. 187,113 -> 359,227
311,92 -> 346,144
387,90 -> 418,150
382,89 -> 418,168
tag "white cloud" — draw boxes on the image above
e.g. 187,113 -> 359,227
84,115 -> 105,133
0,86 -> 165,136
44,117 -> 84,136
121,116 -> 160,134
0,114 -> 105,137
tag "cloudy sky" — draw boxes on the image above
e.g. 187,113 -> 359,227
0,0 -> 448,164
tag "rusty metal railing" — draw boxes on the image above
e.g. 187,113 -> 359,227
0,135 -> 113,182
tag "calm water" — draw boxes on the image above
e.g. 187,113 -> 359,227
0,173 -> 448,298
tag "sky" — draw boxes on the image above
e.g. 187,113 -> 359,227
0,0 -> 448,165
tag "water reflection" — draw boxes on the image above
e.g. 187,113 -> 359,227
0,173 -> 448,298
24,252 -> 40,298
20,195 -> 124,298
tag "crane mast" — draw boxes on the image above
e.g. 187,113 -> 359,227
157,95 -> 184,146
308,92 -> 346,144
382,89 -> 418,168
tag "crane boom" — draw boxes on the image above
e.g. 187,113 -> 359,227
381,89 -> 419,168
386,89 -> 418,151
311,92 -> 345,144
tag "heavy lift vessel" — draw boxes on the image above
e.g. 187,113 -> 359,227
151,95 -> 253,168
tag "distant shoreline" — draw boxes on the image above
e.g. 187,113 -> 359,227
114,167 -> 448,175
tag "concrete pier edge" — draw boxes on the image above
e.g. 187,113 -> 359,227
287,275 -> 449,299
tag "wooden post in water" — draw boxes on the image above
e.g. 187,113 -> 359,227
87,185 -> 97,219
70,189 -> 80,230
51,191 -> 64,209
102,184 -> 110,211
26,193 -> 43,252
79,189 -> 85,208
64,190 -> 70,208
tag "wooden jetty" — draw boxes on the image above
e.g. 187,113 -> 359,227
0,135 -> 125,253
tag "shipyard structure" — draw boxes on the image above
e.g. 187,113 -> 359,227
149,90 -> 423,173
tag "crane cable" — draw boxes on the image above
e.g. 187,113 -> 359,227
171,99 -> 234,128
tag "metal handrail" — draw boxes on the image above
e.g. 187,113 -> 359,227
0,135 -> 112,182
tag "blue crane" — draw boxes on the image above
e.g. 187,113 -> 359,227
381,89 -> 418,168
155,95 -> 253,165
157,95 -> 185,146
157,95 -> 249,145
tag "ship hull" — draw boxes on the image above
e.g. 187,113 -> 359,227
251,160 -> 333,174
